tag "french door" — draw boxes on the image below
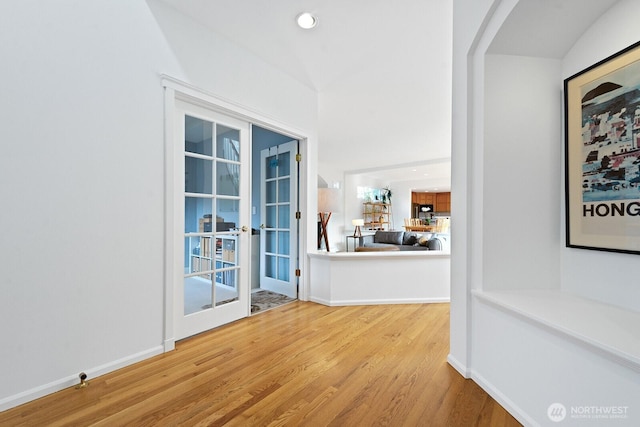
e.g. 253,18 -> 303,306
174,100 -> 250,339
259,141 -> 299,298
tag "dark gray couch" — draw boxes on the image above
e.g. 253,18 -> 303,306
358,230 -> 448,251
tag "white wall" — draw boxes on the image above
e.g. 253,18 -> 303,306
472,299 -> 639,427
560,0 -> 640,313
0,0 -> 317,410
342,176 -> 445,238
453,0 -> 640,425
309,252 -> 450,306
315,0 -> 454,249
449,0 -> 496,375
388,180 -> 422,230
317,1 -> 452,175
483,54 -> 561,290
343,173 -> 385,240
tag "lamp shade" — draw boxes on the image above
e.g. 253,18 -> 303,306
318,188 -> 341,212
352,218 -> 364,226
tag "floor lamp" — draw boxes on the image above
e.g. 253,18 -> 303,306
318,188 -> 340,252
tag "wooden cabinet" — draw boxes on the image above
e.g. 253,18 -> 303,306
436,192 -> 451,212
413,192 -> 434,205
363,202 -> 391,230
411,191 -> 451,213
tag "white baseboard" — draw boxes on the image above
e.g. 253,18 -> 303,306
308,296 -> 331,306
330,297 -> 450,306
164,339 -> 176,352
0,345 -> 164,412
308,297 -> 449,307
446,353 -> 469,378
471,369 -> 538,427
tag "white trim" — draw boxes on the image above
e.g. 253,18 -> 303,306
307,296 -> 332,306
307,251 -> 450,260
446,354 -> 469,378
309,297 -> 450,306
451,0 -> 518,385
163,339 -> 175,353
0,346 -> 163,413
162,76 -> 312,346
163,85 -> 176,351
160,75 -> 307,138
470,369 -> 538,427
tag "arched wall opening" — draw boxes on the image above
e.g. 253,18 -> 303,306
451,1 -> 640,425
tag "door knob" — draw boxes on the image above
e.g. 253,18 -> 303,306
241,225 -> 249,232
260,224 -> 265,229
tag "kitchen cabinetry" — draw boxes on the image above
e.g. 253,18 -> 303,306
411,191 -> 450,213
436,192 -> 451,212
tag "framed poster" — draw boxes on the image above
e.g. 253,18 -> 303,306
565,41 -> 640,254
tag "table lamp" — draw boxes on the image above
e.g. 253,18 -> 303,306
352,218 -> 364,237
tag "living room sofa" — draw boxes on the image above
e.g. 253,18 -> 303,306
357,230 -> 448,251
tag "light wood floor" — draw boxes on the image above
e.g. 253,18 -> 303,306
0,302 -> 521,426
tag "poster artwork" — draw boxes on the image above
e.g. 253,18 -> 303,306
581,59 -> 640,217
565,41 -> 640,253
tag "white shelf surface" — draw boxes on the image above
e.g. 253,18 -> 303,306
472,289 -> 640,371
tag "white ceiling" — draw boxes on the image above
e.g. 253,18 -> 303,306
488,0 -> 619,57
348,159 -> 451,192
156,0 -> 452,191
156,0 -> 618,191
157,0 -> 441,91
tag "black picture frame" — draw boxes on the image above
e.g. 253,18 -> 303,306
564,40 -> 640,254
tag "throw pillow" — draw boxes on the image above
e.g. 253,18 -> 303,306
402,232 -> 418,245
427,237 -> 443,250
374,231 -> 404,245
418,235 -> 430,246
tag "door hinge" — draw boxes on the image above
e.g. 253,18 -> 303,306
295,269 -> 301,277
296,153 -> 302,162
295,211 -> 301,219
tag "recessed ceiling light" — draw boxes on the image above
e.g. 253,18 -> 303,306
296,12 -> 317,29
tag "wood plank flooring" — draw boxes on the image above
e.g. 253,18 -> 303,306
0,302 -> 521,426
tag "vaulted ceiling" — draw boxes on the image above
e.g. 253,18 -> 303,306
156,0 -> 620,190
157,0 -> 446,92
156,0 -> 452,190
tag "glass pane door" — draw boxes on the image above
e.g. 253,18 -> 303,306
260,141 -> 298,298
176,101 -> 249,340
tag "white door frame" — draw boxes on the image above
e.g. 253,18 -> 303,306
161,76 -> 311,352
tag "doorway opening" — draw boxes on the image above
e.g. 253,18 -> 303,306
174,99 -> 251,340
163,76 -> 309,347
250,125 -> 300,314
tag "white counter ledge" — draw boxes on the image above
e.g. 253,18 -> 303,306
472,289 -> 640,371
308,250 -> 450,306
